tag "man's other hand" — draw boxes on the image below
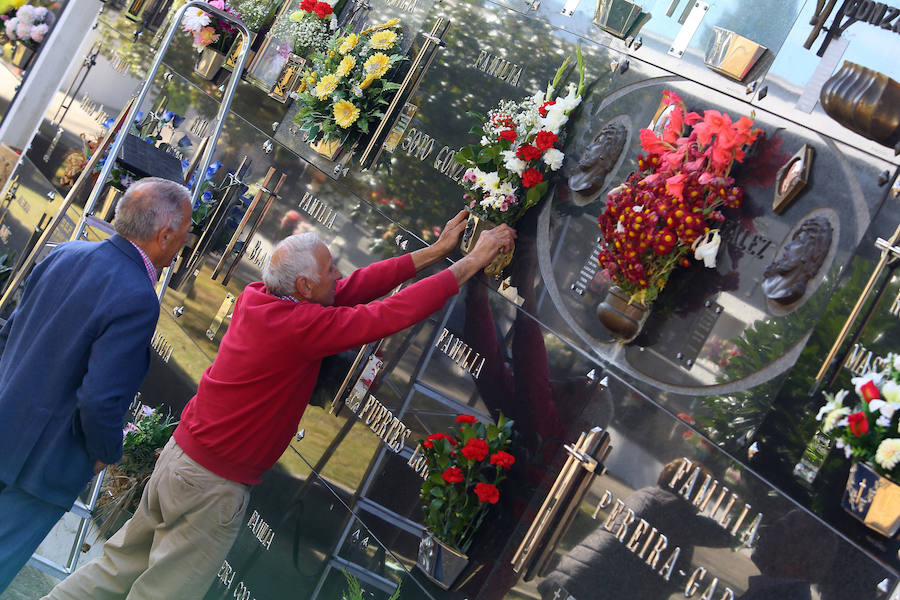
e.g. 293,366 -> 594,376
432,209 -> 470,257
469,224 -> 516,269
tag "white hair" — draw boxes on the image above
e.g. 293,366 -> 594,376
262,232 -> 323,296
114,177 -> 191,241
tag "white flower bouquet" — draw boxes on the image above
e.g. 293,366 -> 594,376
816,353 -> 900,479
454,45 -> 585,226
4,3 -> 53,48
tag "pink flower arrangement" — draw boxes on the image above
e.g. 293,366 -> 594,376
4,4 -> 54,48
597,90 -> 761,304
181,0 -> 242,52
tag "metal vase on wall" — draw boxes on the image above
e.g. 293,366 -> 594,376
10,42 -> 35,70
460,213 -> 513,277
596,285 -> 650,343
842,462 -> 900,537
703,27 -> 767,81
820,61 -> 900,149
269,53 -> 306,103
194,46 -> 227,80
592,0 -> 646,39
416,533 -> 469,590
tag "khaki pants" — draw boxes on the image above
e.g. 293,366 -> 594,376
43,438 -> 250,600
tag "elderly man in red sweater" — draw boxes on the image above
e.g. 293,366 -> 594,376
44,210 -> 514,599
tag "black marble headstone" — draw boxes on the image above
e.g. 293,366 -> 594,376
118,134 -> 184,183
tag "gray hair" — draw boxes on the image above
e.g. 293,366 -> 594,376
262,232 -> 323,296
114,177 -> 191,241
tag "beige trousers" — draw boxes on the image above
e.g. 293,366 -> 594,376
43,438 -> 250,600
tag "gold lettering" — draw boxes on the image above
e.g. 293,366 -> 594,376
358,395 -> 379,420
739,513 -> 763,547
699,577 -> 720,600
719,589 -> 735,600
614,508 -> 636,542
509,66 -> 523,86
709,486 -> 730,517
473,357 -> 486,379
603,499 -> 626,531
638,527 -> 658,559
372,409 -> 394,437
699,480 -> 718,512
678,466 -> 701,500
626,518 -> 650,552
657,546 -> 680,581
644,533 -> 668,569
474,50 -> 488,70
692,474 -> 715,509
592,490 -> 614,519
685,567 -> 707,597
668,458 -> 693,489
716,494 -> 739,529
396,428 -> 412,452
730,504 -> 751,536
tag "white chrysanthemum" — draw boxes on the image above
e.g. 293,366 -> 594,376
875,438 -> 900,471
182,7 -> 211,32
476,171 -> 500,192
882,380 -> 900,404
501,150 -> 526,176
822,407 -> 850,433
499,182 -> 515,196
543,148 -> 564,171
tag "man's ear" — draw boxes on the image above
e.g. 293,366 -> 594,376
295,276 -> 313,300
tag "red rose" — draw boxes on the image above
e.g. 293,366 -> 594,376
300,0 -> 315,11
848,411 -> 869,437
474,482 -> 500,504
499,129 -> 517,143
441,467 -> 464,483
424,432 -> 457,449
534,130 -> 558,151
314,2 -> 332,17
456,414 -> 478,425
860,380 -> 880,403
490,450 -> 515,470
516,144 -> 542,162
521,168 -> 543,188
461,438 -> 489,461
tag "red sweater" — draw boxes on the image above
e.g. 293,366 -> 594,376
174,255 -> 458,484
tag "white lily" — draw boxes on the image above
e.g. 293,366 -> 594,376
692,230 -> 721,269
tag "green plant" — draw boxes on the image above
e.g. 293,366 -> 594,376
419,413 -> 515,552
341,570 -> 401,600
119,405 -> 178,479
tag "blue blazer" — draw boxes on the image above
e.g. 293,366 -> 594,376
0,234 -> 159,508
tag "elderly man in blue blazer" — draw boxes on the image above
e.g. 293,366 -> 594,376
0,177 -> 192,591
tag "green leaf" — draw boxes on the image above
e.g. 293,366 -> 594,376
487,424 -> 500,441
467,111 -> 486,122
430,487 -> 445,498
468,125 -> 483,135
382,82 -> 402,91
357,118 -> 369,134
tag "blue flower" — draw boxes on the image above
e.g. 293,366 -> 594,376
171,114 -> 185,128
101,117 -> 114,130
161,110 -> 175,123
180,159 -> 190,173
133,110 -> 144,122
177,135 -> 192,148
201,190 -> 214,202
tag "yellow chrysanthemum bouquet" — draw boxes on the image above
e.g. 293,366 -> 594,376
292,18 -> 404,150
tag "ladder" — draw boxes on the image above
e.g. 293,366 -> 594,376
0,1 -> 253,579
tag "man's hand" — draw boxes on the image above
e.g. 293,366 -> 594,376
94,460 -> 107,473
411,209 -> 470,271
432,209 -> 470,257
449,224 -> 517,286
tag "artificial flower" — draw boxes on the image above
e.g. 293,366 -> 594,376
424,432 -> 457,449
461,438 -> 489,461
368,29 -> 397,50
490,450 -> 515,470
336,55 -> 355,77
515,144 -> 542,162
333,99 -> 360,128
543,148 -> 564,171
363,52 -> 391,78
876,439 -> 900,471
182,7 -> 211,31
860,379 -> 881,403
442,467 -> 464,483
521,168 -> 543,188
338,33 -> 358,54
313,73 -> 339,99
848,411 -> 869,437
498,129 -> 517,143
456,414 -> 478,425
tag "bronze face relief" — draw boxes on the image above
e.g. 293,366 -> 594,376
762,216 -> 834,306
568,121 -> 628,205
773,144 -> 814,214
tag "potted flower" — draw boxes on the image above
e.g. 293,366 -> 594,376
3,3 -> 53,70
815,354 -> 900,537
595,90 -> 759,341
454,47 -> 585,276
265,0 -> 335,101
181,0 -> 243,80
292,18 -> 404,160
95,405 -> 178,538
416,413 -> 515,589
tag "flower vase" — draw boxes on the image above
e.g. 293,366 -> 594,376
459,212 -> 513,277
269,53 -> 306,103
416,532 -> 469,590
310,136 -> 343,161
223,31 -> 258,73
841,462 -> 900,537
596,285 -> 650,342
10,42 -> 35,70
592,0 -> 645,39
820,61 -> 900,148
194,47 -> 227,81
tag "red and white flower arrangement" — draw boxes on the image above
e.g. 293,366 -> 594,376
817,354 -> 900,479
597,90 -> 761,304
419,413 -> 515,552
181,0 -> 242,52
454,46 -> 585,225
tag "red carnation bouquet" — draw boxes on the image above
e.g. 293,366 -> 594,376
597,90 -> 760,304
419,413 -> 515,552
